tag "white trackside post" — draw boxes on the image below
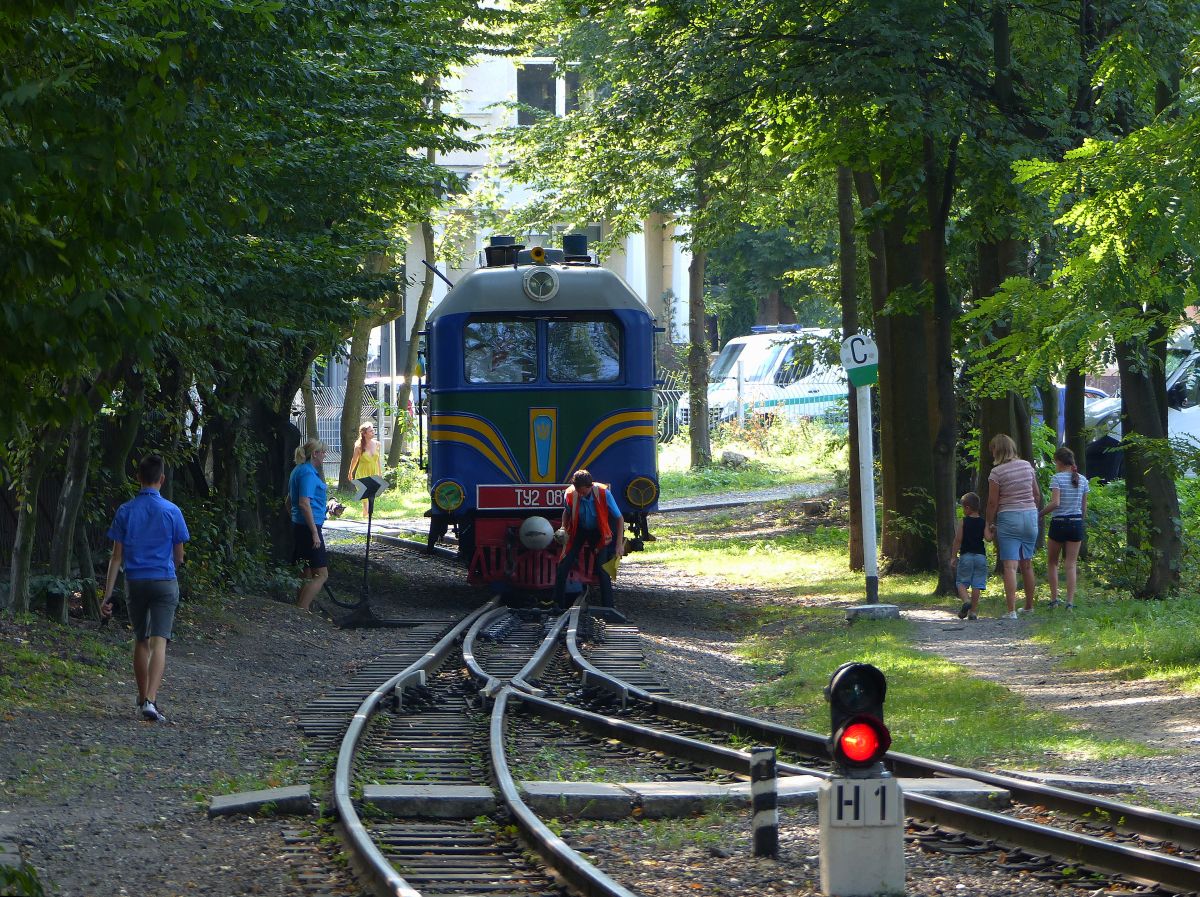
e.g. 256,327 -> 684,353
840,334 -> 894,618
736,360 -> 745,429
818,774 -> 906,895
857,383 -> 878,603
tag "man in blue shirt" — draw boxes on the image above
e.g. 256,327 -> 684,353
101,454 -> 190,723
553,469 -> 624,609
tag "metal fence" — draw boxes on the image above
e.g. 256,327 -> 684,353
293,385 -> 382,481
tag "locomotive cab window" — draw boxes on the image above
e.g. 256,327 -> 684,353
548,316 -> 621,382
464,319 -> 537,383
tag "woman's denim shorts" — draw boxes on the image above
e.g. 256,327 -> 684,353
996,509 -> 1038,562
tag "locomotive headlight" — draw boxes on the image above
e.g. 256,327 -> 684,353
626,476 -> 659,508
432,479 -> 465,512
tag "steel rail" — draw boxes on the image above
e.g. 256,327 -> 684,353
374,530 -> 459,562
566,603 -> 629,705
515,687 -> 1200,894
514,689 -> 764,774
461,605 -> 513,696
903,791 -> 1200,894
490,687 -> 643,897
565,603 -> 1200,850
334,599 -> 497,897
511,605 -> 575,696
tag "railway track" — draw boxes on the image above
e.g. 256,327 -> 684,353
547,604 -> 1200,895
304,538 -> 1200,896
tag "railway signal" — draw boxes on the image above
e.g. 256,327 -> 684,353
353,475 -> 390,608
818,662 -> 905,895
825,661 -> 891,777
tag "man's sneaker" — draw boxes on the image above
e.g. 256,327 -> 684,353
1005,611 -> 1019,620
141,700 -> 166,723
957,601 -> 971,619
967,613 -> 978,621
1017,607 -> 1032,615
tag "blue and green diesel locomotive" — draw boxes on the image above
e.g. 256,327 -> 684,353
424,234 -> 660,592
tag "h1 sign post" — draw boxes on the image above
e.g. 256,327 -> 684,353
840,336 -> 895,619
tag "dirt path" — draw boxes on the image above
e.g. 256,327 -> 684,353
907,606 -> 1200,809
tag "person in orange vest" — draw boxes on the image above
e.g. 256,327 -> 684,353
553,469 -> 625,609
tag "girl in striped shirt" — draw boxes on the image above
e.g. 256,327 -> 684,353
1039,446 -> 1089,609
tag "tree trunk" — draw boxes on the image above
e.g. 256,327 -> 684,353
1064,369 -> 1086,471
46,419 -> 93,622
869,167 -> 938,572
100,369 -> 144,487
974,238 -> 1033,492
8,430 -> 63,615
301,372 -> 318,441
339,314 -> 375,489
923,136 -> 959,595
687,242 -> 712,468
75,523 -> 99,620
837,165 -> 864,571
854,167 -> 937,572
389,220 -> 438,468
1115,337 -> 1181,597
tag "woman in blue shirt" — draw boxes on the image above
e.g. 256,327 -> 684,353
289,439 -> 329,609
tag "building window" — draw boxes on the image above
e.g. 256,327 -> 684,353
517,61 -> 579,125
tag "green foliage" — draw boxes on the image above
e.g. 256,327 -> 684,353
0,863 -> 46,897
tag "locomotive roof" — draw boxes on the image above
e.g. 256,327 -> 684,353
428,264 -> 651,319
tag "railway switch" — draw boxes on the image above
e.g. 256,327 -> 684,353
819,662 -> 905,895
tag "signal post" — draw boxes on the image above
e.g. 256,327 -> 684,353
839,334 -> 899,622
818,662 -> 905,896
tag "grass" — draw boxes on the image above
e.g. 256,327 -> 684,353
643,512 -> 1155,767
196,758 -> 301,805
570,813 -> 734,850
1030,593 -> 1200,689
0,617 -> 126,714
658,420 -> 847,501
739,608 -> 1150,765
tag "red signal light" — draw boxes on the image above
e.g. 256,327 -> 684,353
833,714 -> 891,769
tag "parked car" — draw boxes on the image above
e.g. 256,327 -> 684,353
1083,330 -> 1200,478
676,326 -> 847,430
1030,384 -> 1110,444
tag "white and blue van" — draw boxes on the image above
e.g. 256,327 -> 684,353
677,326 -> 848,430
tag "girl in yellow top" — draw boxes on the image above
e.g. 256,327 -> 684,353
348,422 -> 382,515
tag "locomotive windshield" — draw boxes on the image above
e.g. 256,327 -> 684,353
548,317 -> 621,382
464,319 -> 537,383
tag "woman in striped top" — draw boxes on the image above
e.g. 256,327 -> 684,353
1039,446 -> 1089,609
985,434 -> 1043,619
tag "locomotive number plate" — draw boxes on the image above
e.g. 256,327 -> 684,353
477,484 -> 568,510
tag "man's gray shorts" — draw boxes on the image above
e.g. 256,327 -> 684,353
126,579 -> 179,641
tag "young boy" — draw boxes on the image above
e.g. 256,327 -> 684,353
100,454 -> 190,723
950,492 -> 990,620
